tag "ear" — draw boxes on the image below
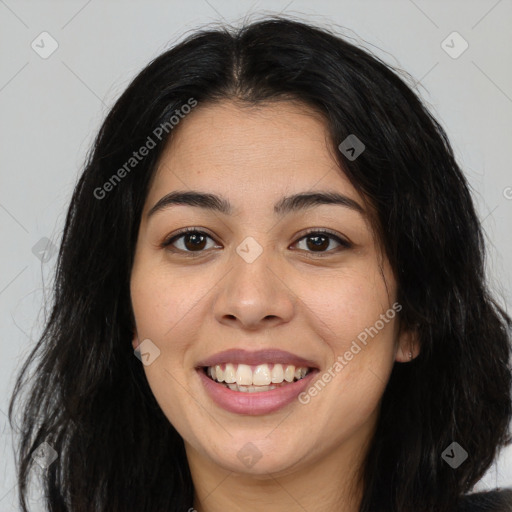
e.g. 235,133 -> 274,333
395,326 -> 420,363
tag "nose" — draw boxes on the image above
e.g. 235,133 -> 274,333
212,247 -> 296,331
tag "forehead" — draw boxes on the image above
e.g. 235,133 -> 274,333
145,100 -> 364,211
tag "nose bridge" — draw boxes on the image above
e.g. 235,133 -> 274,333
213,235 -> 295,328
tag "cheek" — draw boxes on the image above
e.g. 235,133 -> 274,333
298,264 -> 395,349
130,263 -> 207,344
130,265 -> 206,433
295,263 -> 398,415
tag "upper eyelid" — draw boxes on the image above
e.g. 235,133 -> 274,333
163,228 -> 350,250
163,227 -> 217,245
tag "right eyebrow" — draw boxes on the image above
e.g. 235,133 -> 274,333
147,191 -> 232,218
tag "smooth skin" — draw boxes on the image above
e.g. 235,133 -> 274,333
130,100 -> 419,512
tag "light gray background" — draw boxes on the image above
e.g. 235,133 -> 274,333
1,0 -> 511,509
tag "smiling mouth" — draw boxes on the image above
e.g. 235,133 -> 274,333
202,363 -> 313,393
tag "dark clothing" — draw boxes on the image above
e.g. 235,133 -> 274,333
458,489 -> 512,511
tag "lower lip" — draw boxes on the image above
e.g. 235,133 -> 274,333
197,368 -> 318,415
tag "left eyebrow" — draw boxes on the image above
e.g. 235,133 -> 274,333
147,190 -> 365,218
274,191 -> 365,217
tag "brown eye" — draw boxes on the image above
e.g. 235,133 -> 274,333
293,230 -> 351,254
304,234 -> 330,251
162,229 -> 218,253
181,232 -> 208,251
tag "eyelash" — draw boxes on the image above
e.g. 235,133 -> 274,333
161,227 -> 351,257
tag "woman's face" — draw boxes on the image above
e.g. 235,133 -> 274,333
130,100 -> 415,478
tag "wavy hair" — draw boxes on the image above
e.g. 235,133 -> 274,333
9,16 -> 512,512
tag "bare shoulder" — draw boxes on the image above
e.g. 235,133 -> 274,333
458,489 -> 512,512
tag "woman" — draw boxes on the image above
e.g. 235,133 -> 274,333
8,16 -> 512,512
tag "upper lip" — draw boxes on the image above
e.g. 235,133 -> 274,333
196,349 -> 320,369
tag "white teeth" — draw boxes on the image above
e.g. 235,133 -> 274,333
255,385 -> 272,392
206,363 -> 311,388
236,364 -> 253,386
271,363 -> 284,383
215,365 -> 224,382
252,364 -> 271,385
224,363 -> 236,384
227,383 -> 277,393
284,365 -> 295,382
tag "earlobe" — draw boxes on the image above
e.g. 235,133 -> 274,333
132,334 -> 140,351
395,346 -> 414,362
395,328 -> 420,363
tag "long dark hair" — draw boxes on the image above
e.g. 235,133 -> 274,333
9,16 -> 512,512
